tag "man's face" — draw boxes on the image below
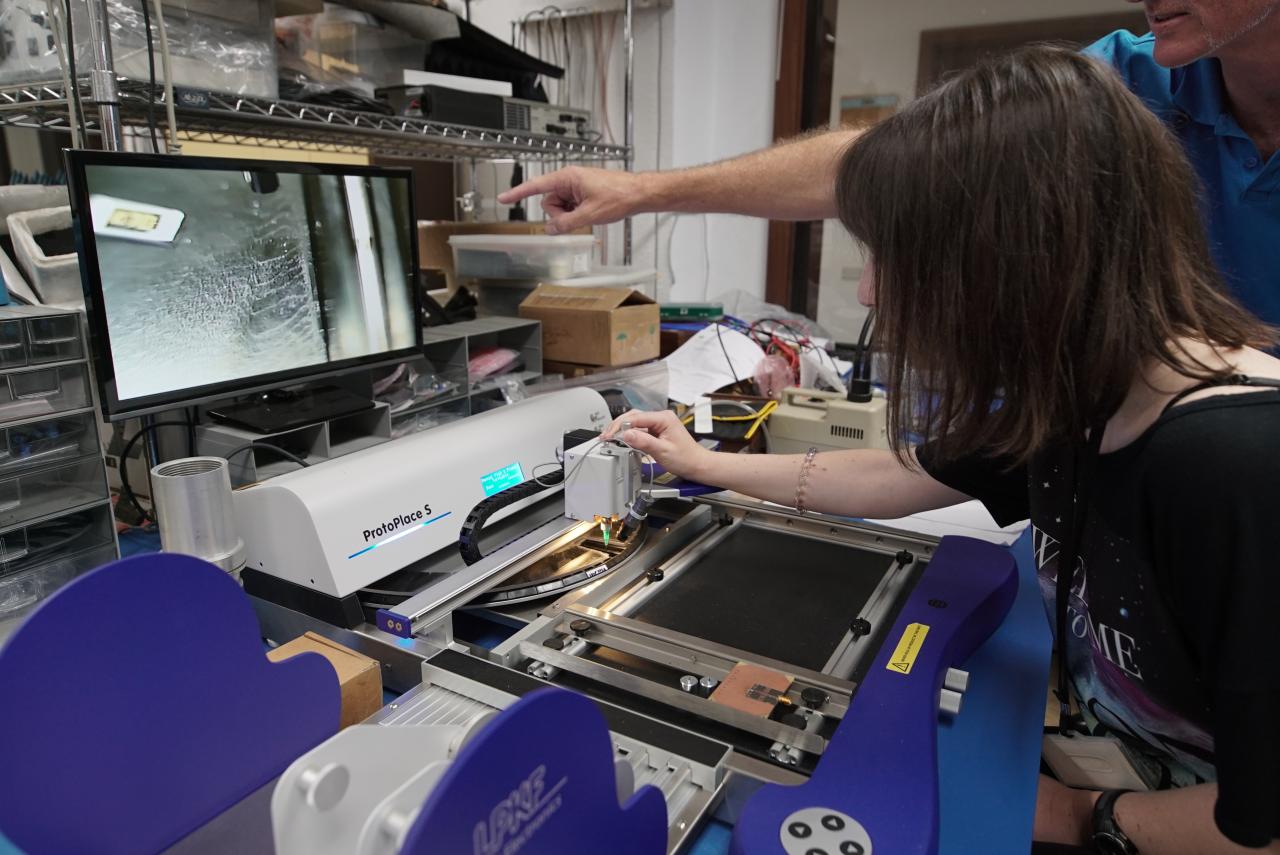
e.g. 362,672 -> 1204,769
1132,0 -> 1280,66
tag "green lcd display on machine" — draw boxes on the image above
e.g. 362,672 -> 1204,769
481,462 -> 525,496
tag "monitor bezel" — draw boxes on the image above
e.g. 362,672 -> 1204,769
64,149 -> 424,422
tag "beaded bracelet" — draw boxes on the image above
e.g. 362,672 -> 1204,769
795,447 -> 819,513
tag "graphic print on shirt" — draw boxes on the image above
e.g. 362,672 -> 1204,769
1032,523 -> 1215,784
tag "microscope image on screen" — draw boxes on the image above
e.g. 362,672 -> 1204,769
83,164 -> 416,404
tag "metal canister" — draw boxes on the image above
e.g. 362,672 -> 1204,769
151,457 -> 246,581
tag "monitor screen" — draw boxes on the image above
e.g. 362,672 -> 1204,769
66,152 -> 421,420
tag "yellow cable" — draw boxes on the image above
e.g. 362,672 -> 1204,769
681,401 -> 778,440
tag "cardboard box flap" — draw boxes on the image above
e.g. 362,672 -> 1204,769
522,284 -> 656,311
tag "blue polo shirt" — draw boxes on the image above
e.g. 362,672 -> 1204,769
1087,31 -> 1280,327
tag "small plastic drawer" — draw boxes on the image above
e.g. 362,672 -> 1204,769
0,411 -> 100,474
0,503 -> 115,577
449,234 -> 595,280
25,314 -> 83,364
0,456 -> 109,531
0,320 -> 27,369
0,541 -> 117,643
0,363 -> 93,421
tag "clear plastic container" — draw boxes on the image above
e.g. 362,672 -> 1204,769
0,364 -> 93,421
473,267 -> 660,317
24,313 -> 83,363
0,503 -> 116,577
0,309 -> 84,366
0,411 -> 100,474
0,455 -> 110,531
449,234 -> 595,281
544,267 -> 659,297
0,320 -> 26,369
0,541 -> 117,643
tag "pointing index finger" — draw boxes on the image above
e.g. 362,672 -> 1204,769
497,172 -> 566,205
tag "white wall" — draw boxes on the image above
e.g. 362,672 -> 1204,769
665,0 -> 777,302
816,0 -> 1133,342
465,0 -> 778,302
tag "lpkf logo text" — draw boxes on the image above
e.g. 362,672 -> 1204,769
473,765 -> 567,855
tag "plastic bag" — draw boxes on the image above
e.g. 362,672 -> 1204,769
488,373 -> 528,405
718,289 -> 833,343
276,4 -> 427,97
373,360 -> 460,413
104,0 -> 277,98
753,353 -> 794,400
530,361 -> 670,416
0,1 -> 277,96
468,346 -> 520,383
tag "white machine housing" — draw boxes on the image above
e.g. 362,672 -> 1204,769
234,388 -> 611,597
767,387 -> 889,454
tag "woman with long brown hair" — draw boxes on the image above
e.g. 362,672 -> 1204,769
606,46 -> 1280,854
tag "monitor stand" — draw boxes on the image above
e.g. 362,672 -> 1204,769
207,385 -> 376,434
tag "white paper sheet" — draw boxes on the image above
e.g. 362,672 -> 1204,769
664,325 -> 766,405
867,500 -> 1029,546
742,494 -> 1029,546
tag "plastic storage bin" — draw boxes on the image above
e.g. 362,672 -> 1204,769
0,363 -> 93,421
449,235 -> 595,280
0,411 -> 99,474
7,207 -> 82,308
0,319 -> 25,369
0,542 -> 117,642
0,308 -> 85,367
25,313 -> 83,363
0,455 -> 110,531
0,504 -> 116,576
544,267 -> 659,297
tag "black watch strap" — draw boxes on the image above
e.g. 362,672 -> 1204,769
1091,789 -> 1138,855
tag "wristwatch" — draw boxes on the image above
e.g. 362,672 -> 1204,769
1091,789 -> 1139,855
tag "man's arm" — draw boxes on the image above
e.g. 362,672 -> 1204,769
497,128 -> 859,234
1037,778 -> 1280,854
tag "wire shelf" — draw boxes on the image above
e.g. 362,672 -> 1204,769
0,78 -> 631,162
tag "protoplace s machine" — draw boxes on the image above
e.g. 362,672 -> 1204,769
231,385 -> 1015,854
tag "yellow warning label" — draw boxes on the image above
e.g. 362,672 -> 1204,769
886,622 -> 930,675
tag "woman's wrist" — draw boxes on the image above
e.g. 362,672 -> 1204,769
686,447 -> 721,486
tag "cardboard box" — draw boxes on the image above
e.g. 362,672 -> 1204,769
660,326 -> 701,358
417,221 -> 591,290
519,285 -> 660,367
267,632 -> 382,728
542,359 -> 609,379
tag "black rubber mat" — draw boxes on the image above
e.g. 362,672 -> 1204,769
631,525 -> 893,672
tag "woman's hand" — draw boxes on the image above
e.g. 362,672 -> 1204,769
601,409 -> 715,483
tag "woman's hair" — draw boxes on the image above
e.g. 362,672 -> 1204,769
836,44 -> 1274,464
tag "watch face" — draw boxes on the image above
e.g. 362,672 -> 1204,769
1093,832 -> 1131,855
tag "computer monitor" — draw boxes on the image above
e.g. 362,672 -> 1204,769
65,151 -> 422,421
